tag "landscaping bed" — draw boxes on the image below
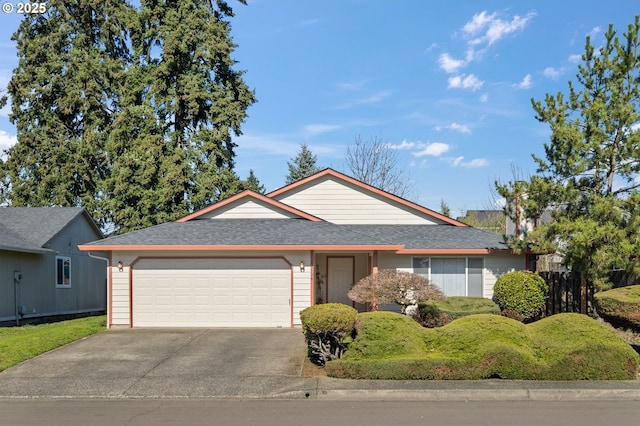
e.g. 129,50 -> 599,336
325,312 -> 639,380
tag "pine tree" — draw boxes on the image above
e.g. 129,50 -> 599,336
244,169 -> 266,194
496,16 -> 640,289
285,144 -> 320,184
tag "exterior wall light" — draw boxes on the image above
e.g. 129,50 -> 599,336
299,261 -> 305,272
117,261 -> 124,272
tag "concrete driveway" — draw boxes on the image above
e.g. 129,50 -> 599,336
0,328 -> 315,398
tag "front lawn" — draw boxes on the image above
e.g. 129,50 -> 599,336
326,312 -> 640,380
0,316 -> 106,372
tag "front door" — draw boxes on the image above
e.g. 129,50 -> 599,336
327,257 -> 354,306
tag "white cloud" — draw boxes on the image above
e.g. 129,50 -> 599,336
462,11 -> 497,36
479,93 -> 489,103
448,74 -> 484,91
568,54 -> 582,64
463,11 -> 536,46
514,74 -> 533,89
435,122 -> 471,134
588,26 -> 602,39
438,53 -> 466,73
301,123 -> 342,137
543,66 -> 562,79
387,140 -> 415,150
451,156 -> 489,168
413,142 -> 450,157
0,129 -> 17,161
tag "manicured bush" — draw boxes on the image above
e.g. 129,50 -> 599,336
415,296 -> 500,327
594,285 -> 640,332
348,269 -> 444,313
493,271 -> 548,321
325,311 -> 639,380
299,303 -> 357,366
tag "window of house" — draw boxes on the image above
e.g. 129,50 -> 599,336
412,257 -> 429,279
56,256 -> 71,287
412,257 -> 484,297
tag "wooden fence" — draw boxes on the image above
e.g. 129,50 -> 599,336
538,272 -> 595,316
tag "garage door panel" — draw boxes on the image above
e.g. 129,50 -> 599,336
133,258 -> 291,327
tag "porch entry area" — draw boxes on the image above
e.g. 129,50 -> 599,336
314,253 -> 369,310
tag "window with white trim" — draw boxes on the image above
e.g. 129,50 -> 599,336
56,256 -> 71,287
412,257 -> 483,297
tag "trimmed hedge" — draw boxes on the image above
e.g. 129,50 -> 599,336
300,303 -> 357,365
493,271 -> 548,321
415,296 -> 500,327
594,285 -> 640,332
325,311 -> 639,380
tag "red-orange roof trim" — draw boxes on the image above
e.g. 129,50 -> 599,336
267,168 -> 467,227
78,244 -> 404,252
396,248 -> 515,255
176,190 -> 323,223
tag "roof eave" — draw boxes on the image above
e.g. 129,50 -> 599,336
78,244 -> 404,252
0,244 -> 56,254
396,248 -> 516,255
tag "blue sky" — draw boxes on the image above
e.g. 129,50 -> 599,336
1,1 -> 639,217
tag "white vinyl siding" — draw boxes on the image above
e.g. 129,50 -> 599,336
273,177 -> 446,224
198,199 -> 300,219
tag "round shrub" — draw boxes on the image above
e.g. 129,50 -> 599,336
493,271 -> 548,322
300,303 -> 357,365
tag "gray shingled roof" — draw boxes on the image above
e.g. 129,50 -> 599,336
84,219 -> 397,247
343,225 -> 510,250
83,219 -> 509,251
0,207 -> 97,253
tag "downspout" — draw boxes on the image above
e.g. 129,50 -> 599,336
14,274 -> 19,326
87,252 -> 110,326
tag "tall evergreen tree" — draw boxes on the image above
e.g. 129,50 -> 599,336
105,0 -> 256,232
285,144 -> 320,184
1,0 -> 132,227
496,16 -> 640,289
0,0 -> 255,233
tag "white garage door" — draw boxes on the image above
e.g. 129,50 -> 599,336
132,258 -> 291,327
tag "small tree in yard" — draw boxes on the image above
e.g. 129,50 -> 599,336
348,269 -> 445,313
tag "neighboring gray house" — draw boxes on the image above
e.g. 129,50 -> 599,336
0,207 -> 106,325
80,169 -> 526,329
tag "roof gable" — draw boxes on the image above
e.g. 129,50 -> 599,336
267,169 -> 466,226
177,190 -> 322,222
0,207 -> 102,252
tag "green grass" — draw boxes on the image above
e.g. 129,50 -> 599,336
594,285 -> 640,331
0,316 -> 106,372
326,312 -> 640,380
416,296 -> 500,327
424,296 -> 500,317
